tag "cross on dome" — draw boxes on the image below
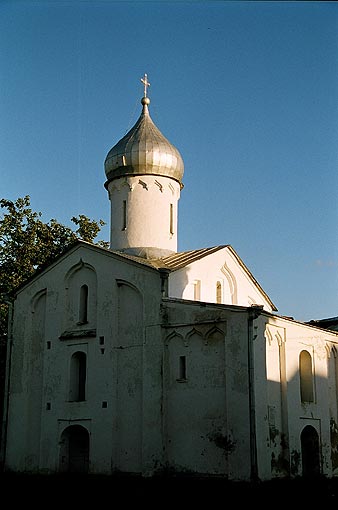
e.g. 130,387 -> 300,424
140,73 -> 150,97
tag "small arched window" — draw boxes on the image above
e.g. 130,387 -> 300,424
299,350 -> 314,403
69,351 -> 87,402
169,203 -> 174,235
193,280 -> 201,301
216,281 -> 222,304
78,284 -> 88,324
122,200 -> 127,230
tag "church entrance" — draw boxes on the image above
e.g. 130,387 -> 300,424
301,425 -> 320,477
59,425 -> 90,473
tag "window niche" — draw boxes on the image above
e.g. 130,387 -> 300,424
169,203 -> 174,235
69,351 -> 87,402
63,260 -> 97,335
299,350 -> 314,403
193,280 -> 201,301
122,200 -> 127,230
216,281 -> 222,304
78,284 -> 88,325
178,355 -> 187,381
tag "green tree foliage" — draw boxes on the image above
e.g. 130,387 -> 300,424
0,195 -> 108,436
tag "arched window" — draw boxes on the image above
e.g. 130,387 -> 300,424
122,200 -> 127,230
216,281 -> 222,304
193,280 -> 201,300
69,352 -> 87,402
179,355 -> 187,380
299,350 -> 314,403
169,203 -> 174,235
78,284 -> 88,324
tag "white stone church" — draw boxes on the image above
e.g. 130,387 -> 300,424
2,76 -> 338,480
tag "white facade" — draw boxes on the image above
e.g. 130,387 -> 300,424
253,315 -> 338,478
2,86 -> 338,480
168,246 -> 276,312
2,241 -> 338,479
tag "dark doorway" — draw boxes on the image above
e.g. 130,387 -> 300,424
301,425 -> 320,477
59,425 -> 89,473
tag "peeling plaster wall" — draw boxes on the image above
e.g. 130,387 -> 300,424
5,243 -> 338,481
5,252 -> 253,480
5,245 -> 162,474
254,318 -> 289,480
254,314 -> 338,480
161,300 -> 251,480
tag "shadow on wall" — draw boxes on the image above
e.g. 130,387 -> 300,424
265,369 -> 338,479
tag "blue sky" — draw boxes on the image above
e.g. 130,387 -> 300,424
1,0 -> 338,322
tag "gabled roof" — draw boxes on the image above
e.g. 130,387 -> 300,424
12,241 -> 277,312
226,245 -> 277,311
150,244 -> 277,311
12,240 -> 159,296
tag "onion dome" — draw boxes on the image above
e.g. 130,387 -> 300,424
104,76 -> 184,187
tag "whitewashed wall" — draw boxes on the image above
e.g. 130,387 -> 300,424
168,246 -> 274,312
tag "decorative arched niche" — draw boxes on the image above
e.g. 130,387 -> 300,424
116,279 -> 143,348
30,288 -> 47,348
221,263 -> 237,305
63,259 -> 97,333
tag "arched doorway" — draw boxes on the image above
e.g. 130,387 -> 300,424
301,425 -> 320,477
59,425 -> 90,473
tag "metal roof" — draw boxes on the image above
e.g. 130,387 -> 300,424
13,240 -> 277,312
156,245 -> 228,270
149,244 -> 277,311
105,96 -> 184,186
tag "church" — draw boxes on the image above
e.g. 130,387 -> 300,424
2,75 -> 338,480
